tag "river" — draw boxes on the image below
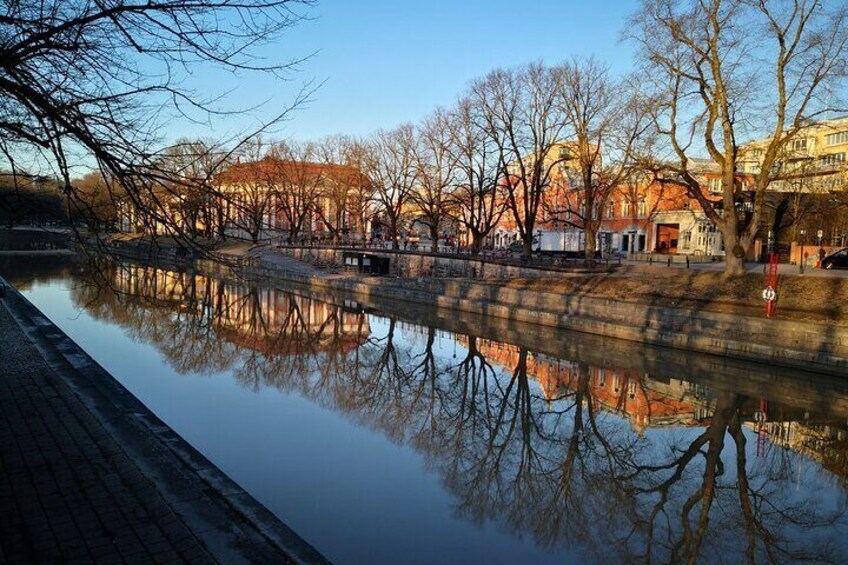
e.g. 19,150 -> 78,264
2,255 -> 848,564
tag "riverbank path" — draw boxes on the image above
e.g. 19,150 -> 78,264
0,280 -> 328,564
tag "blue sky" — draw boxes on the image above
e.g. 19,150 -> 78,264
179,0 -> 640,143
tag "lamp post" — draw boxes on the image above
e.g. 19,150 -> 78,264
799,228 -> 807,274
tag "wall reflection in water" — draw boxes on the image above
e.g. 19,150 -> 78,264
6,256 -> 848,564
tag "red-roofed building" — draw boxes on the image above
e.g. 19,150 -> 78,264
215,157 -> 373,244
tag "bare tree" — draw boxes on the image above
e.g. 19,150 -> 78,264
218,139 -> 278,243
445,97 -> 506,254
412,109 -> 457,252
363,125 -> 418,250
472,63 -> 569,258
312,135 -> 374,245
270,141 -> 322,244
553,59 -> 652,263
627,0 -> 848,276
160,139 -> 231,240
0,0 -> 314,250
339,137 -> 377,244
70,171 -> 119,233
314,135 -> 354,244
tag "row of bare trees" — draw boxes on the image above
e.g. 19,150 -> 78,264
347,58 -> 653,259
358,0 -> 848,273
3,1 -> 846,273
233,57 -> 652,259
39,55 -> 651,262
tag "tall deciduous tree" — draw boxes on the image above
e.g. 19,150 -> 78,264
412,109 -> 457,253
473,63 -> 569,258
445,97 -> 506,254
627,0 -> 848,276
364,125 -> 417,250
270,141 -> 322,244
160,139 -> 230,240
553,58 -> 652,263
220,139 -> 278,244
340,138 -> 377,244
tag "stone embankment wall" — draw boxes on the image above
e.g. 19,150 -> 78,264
273,245 -> 613,280
243,254 -> 848,376
101,240 -> 848,375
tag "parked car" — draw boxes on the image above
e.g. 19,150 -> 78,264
821,248 -> 848,269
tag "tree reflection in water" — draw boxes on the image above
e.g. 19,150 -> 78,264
66,261 -> 848,564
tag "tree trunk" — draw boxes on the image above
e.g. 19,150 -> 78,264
430,225 -> 439,253
721,228 -> 749,277
470,235 -> 483,255
522,233 -> 534,258
390,221 -> 399,250
584,229 -> 597,264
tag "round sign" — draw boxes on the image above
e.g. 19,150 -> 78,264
762,286 -> 777,302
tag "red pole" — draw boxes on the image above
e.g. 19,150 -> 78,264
765,253 -> 779,318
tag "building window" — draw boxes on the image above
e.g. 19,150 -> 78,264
621,200 -> 630,217
707,178 -> 722,193
819,152 -> 846,168
790,138 -> 808,152
825,131 -> 848,146
681,230 -> 691,249
637,199 -> 647,218
607,202 -> 615,219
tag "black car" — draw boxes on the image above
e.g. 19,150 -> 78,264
822,248 -> 848,269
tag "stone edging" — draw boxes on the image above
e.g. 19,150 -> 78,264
0,275 -> 330,565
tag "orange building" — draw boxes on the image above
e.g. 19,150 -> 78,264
487,145 -> 760,256
216,157 -> 372,242
468,338 -> 711,434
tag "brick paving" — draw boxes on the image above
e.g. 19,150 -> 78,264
0,301 -> 219,564
0,283 -> 327,564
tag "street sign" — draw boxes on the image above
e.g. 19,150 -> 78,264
762,286 -> 777,302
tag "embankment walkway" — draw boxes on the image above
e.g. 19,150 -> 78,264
0,279 -> 328,564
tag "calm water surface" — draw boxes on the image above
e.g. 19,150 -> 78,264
3,256 -> 848,564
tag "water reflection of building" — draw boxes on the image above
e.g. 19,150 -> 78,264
113,265 -> 370,354
467,339 -> 713,434
747,415 -> 848,480
468,337 -> 848,477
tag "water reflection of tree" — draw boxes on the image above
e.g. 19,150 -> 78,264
625,392 -> 844,563
69,263 -> 848,563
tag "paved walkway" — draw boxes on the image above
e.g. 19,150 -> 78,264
0,282 -> 328,564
